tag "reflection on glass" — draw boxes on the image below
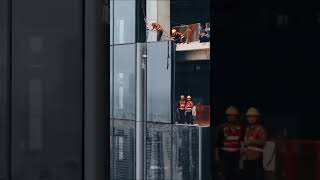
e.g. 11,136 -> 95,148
113,0 -> 136,44
112,120 -> 135,180
113,44 -> 136,121
147,42 -> 172,123
172,125 -> 199,180
146,123 -> 172,180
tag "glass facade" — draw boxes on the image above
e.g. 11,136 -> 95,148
110,0 -> 204,179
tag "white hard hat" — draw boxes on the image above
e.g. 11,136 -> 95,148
246,107 -> 260,116
187,95 -> 192,99
225,106 -> 240,115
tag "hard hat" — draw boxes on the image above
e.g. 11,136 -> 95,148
225,106 -> 240,115
187,95 -> 192,99
172,29 -> 177,33
246,107 -> 260,116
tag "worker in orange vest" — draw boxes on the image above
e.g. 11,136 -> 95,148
176,95 -> 186,124
243,107 -> 267,180
150,22 -> 163,41
215,106 -> 243,180
185,95 -> 194,124
171,28 -> 186,44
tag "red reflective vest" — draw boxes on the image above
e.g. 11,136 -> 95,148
186,101 -> 193,112
222,123 -> 243,152
179,101 -> 186,110
244,125 -> 266,152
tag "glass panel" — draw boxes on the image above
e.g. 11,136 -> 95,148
146,123 -> 172,180
113,0 -> 136,44
112,120 -> 135,180
110,45 -> 114,118
172,125 -> 199,180
147,42 -> 172,123
110,0 -> 114,45
110,45 -> 114,180
113,44 -> 136,121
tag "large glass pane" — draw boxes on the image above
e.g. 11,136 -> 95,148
146,123 -> 172,180
113,0 -> 135,44
172,125 -> 199,180
113,44 -> 136,121
112,120 -> 135,180
147,42 -> 173,123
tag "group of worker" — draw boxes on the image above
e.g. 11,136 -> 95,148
215,106 -> 267,180
176,95 -> 194,125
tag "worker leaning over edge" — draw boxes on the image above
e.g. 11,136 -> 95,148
185,95 -> 194,125
215,106 -> 243,180
243,107 -> 267,180
176,95 -> 186,124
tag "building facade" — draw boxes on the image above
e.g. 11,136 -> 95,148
109,0 -> 209,179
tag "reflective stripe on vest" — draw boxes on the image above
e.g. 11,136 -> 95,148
246,146 -> 263,152
224,142 -> 241,148
180,102 -> 186,110
186,101 -> 193,111
225,136 -> 241,141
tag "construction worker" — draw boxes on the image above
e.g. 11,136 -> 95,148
243,107 -> 267,180
185,95 -> 194,124
147,21 -> 163,41
214,106 -> 243,180
151,22 -> 163,41
171,28 -> 186,44
176,95 -> 186,124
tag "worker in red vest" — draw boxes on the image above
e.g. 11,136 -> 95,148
243,107 -> 267,180
171,28 -> 186,44
215,106 -> 243,180
150,22 -> 163,41
185,95 -> 194,124
176,95 -> 186,124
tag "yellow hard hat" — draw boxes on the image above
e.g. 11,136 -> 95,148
187,95 -> 192,99
225,106 -> 240,115
246,107 -> 260,116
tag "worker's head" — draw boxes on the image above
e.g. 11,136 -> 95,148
187,95 -> 192,101
172,29 -> 177,34
225,106 -> 240,123
180,95 -> 185,101
246,107 -> 261,125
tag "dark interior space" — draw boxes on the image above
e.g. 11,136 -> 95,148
171,0 -> 210,26
175,61 -> 210,106
212,0 -> 320,139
